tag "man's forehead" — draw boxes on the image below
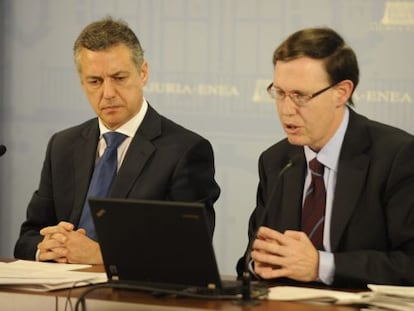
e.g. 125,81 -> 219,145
274,58 -> 329,85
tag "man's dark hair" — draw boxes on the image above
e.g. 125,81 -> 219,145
73,16 -> 144,73
273,27 -> 359,106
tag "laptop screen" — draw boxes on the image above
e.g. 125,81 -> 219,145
89,198 -> 223,290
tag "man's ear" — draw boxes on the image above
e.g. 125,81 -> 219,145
140,61 -> 149,85
335,79 -> 354,107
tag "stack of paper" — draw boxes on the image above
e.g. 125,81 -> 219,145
268,284 -> 414,311
268,285 -> 372,304
0,260 -> 107,292
366,285 -> 414,311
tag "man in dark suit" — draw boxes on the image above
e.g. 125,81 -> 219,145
14,17 -> 220,264
237,27 -> 414,288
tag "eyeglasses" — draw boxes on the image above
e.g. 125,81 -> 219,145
267,82 -> 338,107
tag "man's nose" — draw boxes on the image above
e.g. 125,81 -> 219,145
279,95 -> 297,115
103,79 -> 116,98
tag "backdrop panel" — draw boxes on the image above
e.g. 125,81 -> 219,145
1,0 -> 413,275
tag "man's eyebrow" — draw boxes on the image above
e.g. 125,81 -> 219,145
84,71 -> 130,81
85,75 -> 102,80
275,85 -> 304,94
110,71 -> 129,76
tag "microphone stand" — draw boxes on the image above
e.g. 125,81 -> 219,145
236,269 -> 261,306
233,157 -> 298,306
233,233 -> 261,305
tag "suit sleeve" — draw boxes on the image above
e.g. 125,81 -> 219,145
236,152 -> 268,277
167,137 -> 220,237
14,135 -> 58,260
334,139 -> 414,287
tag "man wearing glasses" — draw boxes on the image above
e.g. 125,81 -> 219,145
237,27 -> 414,287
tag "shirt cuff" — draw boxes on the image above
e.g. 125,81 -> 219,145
318,251 -> 335,285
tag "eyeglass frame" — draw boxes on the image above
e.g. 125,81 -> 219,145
266,82 -> 338,107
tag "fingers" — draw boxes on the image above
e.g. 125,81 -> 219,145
256,226 -> 282,240
37,222 -> 99,264
63,233 -> 103,264
39,228 -> 70,247
37,239 -> 68,262
76,228 -> 86,235
253,227 -> 295,257
251,228 -> 289,279
40,221 -> 74,236
38,249 -> 68,263
37,222 -> 75,262
254,261 -> 290,279
284,230 -> 307,241
251,227 -> 319,282
251,240 -> 288,269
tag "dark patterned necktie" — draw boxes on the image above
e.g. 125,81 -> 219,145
78,132 -> 127,240
301,158 -> 326,250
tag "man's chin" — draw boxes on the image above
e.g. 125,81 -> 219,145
101,118 -> 123,130
286,136 -> 306,146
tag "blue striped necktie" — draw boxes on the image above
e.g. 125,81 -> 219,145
78,132 -> 127,240
301,158 -> 326,250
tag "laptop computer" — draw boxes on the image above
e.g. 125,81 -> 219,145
89,198 -> 266,298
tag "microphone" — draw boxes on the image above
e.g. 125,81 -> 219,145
236,156 -> 298,305
0,145 -> 6,157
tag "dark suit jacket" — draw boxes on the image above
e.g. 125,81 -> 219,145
237,108 -> 414,288
14,105 -> 220,260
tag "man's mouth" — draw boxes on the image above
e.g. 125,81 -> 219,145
284,123 -> 300,133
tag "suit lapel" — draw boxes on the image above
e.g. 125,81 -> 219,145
330,110 -> 371,251
71,120 -> 100,223
268,150 -> 306,231
278,156 -> 307,231
110,105 -> 161,197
